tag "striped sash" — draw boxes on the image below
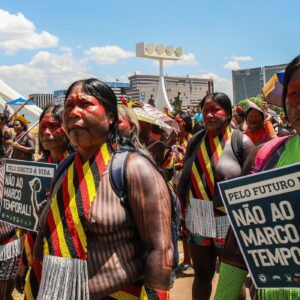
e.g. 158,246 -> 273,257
44,143 -> 110,259
189,127 -> 232,205
162,148 -> 174,170
177,133 -> 192,149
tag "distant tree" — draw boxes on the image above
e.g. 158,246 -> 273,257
238,94 -> 282,115
238,95 -> 264,111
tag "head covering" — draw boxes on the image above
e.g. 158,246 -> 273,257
245,100 -> 264,119
13,114 -> 30,127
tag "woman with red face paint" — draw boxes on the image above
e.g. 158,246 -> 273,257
32,79 -> 172,300
177,92 -> 254,300
14,103 -> 74,299
214,55 -> 300,300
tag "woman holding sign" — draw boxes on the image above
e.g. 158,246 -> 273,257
15,103 -> 73,299
177,92 -> 254,300
215,55 -> 300,299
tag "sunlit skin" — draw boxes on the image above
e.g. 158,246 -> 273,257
246,109 -> 264,131
286,69 -> 300,135
39,113 -> 67,152
63,84 -> 114,162
202,99 -> 229,136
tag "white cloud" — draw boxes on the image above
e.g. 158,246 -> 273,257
0,9 -> 58,53
223,55 -> 253,70
224,60 -> 240,70
154,52 -> 197,68
232,55 -> 252,62
0,50 -> 90,97
85,45 -> 135,64
194,72 -> 233,101
177,53 -> 197,65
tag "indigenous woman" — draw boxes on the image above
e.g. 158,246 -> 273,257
11,115 -> 35,161
178,92 -> 254,300
215,55 -> 300,300
33,78 -> 172,299
15,103 -> 73,299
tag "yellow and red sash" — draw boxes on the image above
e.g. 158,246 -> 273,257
189,127 -> 232,206
24,151 -> 72,300
43,143 -> 110,259
177,133 -> 192,150
162,148 -> 174,170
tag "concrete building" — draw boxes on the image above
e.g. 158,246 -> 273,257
232,64 -> 286,104
127,74 -> 213,110
29,93 -> 54,109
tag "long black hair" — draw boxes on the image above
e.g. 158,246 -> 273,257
65,78 -> 121,150
282,54 -> 300,118
200,92 -> 232,123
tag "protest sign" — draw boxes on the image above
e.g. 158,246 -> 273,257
218,163 -> 300,289
0,158 -> 56,231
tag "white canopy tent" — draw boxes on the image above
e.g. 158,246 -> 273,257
0,79 -> 42,123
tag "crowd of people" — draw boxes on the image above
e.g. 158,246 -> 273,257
0,54 -> 299,300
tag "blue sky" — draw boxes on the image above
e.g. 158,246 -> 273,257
0,0 -> 299,99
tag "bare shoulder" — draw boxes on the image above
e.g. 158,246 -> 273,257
126,152 -> 157,176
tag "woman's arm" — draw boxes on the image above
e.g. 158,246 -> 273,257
126,153 -> 173,291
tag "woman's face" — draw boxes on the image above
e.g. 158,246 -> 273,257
286,68 -> 300,135
13,120 -> 24,134
246,109 -> 264,131
63,84 -> 114,150
39,112 -> 67,151
202,99 -> 229,133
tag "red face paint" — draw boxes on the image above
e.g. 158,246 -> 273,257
286,80 -> 300,106
63,84 -> 113,149
39,113 -> 63,136
202,100 -> 228,119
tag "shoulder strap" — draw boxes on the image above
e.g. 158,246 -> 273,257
109,147 -> 132,203
231,130 -> 243,166
251,136 -> 290,173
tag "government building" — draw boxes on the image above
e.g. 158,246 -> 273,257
232,64 -> 286,104
127,74 -> 213,110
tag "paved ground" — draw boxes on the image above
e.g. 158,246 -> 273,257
170,268 -> 219,300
